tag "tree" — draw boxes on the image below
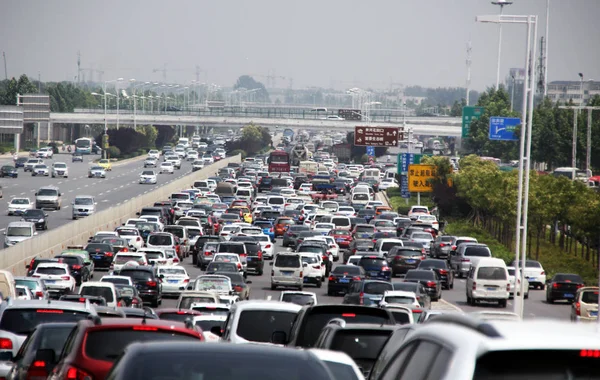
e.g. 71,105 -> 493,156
233,75 -> 270,103
155,125 -> 176,147
136,125 -> 158,148
225,124 -> 272,156
0,75 -> 38,105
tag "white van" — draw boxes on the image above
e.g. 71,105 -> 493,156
330,216 -> 351,231
236,189 -> 253,203
363,168 -> 380,181
271,253 -> 303,290
0,270 -> 16,299
466,257 -> 510,308
351,193 -> 370,207
178,137 -> 190,148
79,281 -> 119,308
4,222 -> 36,247
220,300 -> 302,344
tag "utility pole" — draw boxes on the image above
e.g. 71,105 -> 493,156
466,40 -> 472,106
2,52 -> 7,80
77,50 -> 81,84
544,0 -> 550,97
537,36 -> 546,95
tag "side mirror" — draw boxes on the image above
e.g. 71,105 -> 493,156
136,212 -> 140,216
33,232 -> 38,236
271,331 -> 287,345
59,193 -> 62,197
210,325 -> 223,337
159,274 -> 164,279
303,262 -> 308,267
44,214 -> 48,217
246,280 -> 253,284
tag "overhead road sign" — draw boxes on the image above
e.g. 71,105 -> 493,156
0,106 -> 24,134
354,126 -> 401,147
489,116 -> 521,141
408,164 -> 436,192
462,106 -> 484,138
366,146 -> 375,156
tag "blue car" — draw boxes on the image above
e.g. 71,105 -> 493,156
221,196 -> 236,206
358,255 -> 392,281
253,220 -> 275,240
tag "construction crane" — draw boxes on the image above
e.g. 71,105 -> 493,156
249,71 -> 287,89
153,64 -> 201,83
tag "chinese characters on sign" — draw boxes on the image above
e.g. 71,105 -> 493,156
462,106 -> 484,138
354,126 -> 401,147
407,164 -> 436,192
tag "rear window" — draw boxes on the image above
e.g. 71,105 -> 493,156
394,249 -> 421,257
330,330 -> 391,360
554,274 -> 584,283
384,295 -> 415,304
464,247 -> 491,257
236,310 -> 298,343
80,286 -> 114,302
525,261 -> 542,268
477,267 -> 507,280
119,269 -> 153,282
85,329 -> 199,361
332,266 -> 361,275
360,258 -> 386,268
179,297 -> 216,309
356,226 -> 375,233
36,267 -> 67,275
275,255 -> 301,268
148,235 -> 173,246
405,271 -> 435,280
281,293 -> 315,306
158,312 -> 197,323
456,239 -> 476,246
331,218 -> 350,227
268,197 -> 285,205
164,228 -> 184,238
195,319 -> 226,331
218,244 -> 245,254
244,243 -> 260,255
581,291 -> 599,304
390,311 -> 412,325
353,194 -> 369,200
0,309 -> 89,335
115,255 -> 143,264
276,218 -> 294,225
381,242 -> 402,251
363,282 -> 393,294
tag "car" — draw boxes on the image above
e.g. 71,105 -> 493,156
387,246 -> 425,276
100,275 -> 133,286
392,281 -> 432,309
20,208 -> 48,230
79,281 -> 119,307
403,269 -> 442,302
72,195 -> 96,220
49,318 -> 203,380
380,290 -> 420,308
270,253 -> 304,291
570,286 -> 599,322
143,157 -> 158,168
32,263 -> 76,296
466,258 -> 510,308
509,259 -> 547,289
417,258 -> 454,289
54,254 -> 91,285
71,152 -> 83,162
507,266 -> 530,298
97,158 -> 112,171
327,265 -> 366,296
13,157 -> 28,168
546,273 -> 585,304
0,165 -> 18,178
35,147 -> 53,159
343,279 -> 393,306
51,162 -> 69,178
160,161 -> 175,174
156,265 -> 189,296
358,255 -> 391,281
8,197 -> 34,216
139,170 -> 158,184
88,165 -> 106,178
119,266 -> 163,307
217,271 -> 252,300
24,158 -> 43,172
14,276 -> 49,300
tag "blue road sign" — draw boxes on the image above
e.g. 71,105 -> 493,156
489,117 -> 521,141
400,175 -> 410,198
400,153 -> 415,173
366,146 -> 375,156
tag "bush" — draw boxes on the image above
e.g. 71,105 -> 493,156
229,149 -> 247,160
106,146 -> 121,158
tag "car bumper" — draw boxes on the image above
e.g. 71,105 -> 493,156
525,276 -> 546,285
162,282 -> 188,294
8,209 -> 27,215
391,264 -> 419,275
472,290 -> 509,300
91,257 -> 113,268
328,283 -> 352,293
548,290 -> 577,300
573,314 -> 598,322
246,260 -> 264,272
37,202 -> 59,209
272,276 -> 302,286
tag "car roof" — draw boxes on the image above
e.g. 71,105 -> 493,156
0,299 -> 94,313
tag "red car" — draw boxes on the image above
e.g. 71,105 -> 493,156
329,229 -> 353,249
49,318 -> 203,380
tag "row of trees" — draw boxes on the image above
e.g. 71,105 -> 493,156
93,125 -> 176,158
225,124 -> 272,158
424,154 -> 600,266
463,87 -> 600,170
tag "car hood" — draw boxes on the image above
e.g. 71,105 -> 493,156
6,236 -> 32,244
74,204 -> 94,210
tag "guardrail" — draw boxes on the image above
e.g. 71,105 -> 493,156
0,155 -> 241,276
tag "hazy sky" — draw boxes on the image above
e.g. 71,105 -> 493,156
1,0 -> 599,91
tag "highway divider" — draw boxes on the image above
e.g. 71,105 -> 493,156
0,154 -> 241,276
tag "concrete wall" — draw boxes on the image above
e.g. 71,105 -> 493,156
0,155 -> 241,276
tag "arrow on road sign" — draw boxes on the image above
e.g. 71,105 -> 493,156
356,128 -> 364,134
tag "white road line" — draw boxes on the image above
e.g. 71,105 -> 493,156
68,190 -> 73,192
63,206 -> 70,209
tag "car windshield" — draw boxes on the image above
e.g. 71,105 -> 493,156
54,163 -> 67,168
90,166 -> 103,171
75,198 -> 94,205
0,309 -> 89,335
142,171 -> 154,175
195,278 -> 230,292
236,310 -> 298,343
80,286 -> 114,302
412,233 -> 433,240
7,227 -> 32,237
464,247 -> 491,257
11,199 -> 29,205
363,282 -> 393,294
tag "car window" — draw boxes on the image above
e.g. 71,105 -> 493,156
236,310 -> 297,343
581,291 -> 599,304
0,309 -> 90,335
119,269 -> 153,282
397,341 -> 441,380
553,274 -> 584,283
275,255 -> 300,268
148,235 -> 172,246
477,267 -> 507,280
36,267 -> 67,275
330,330 -> 392,360
281,293 -> 315,306
332,266 -> 361,275
464,247 -> 491,257
363,282 -> 393,294
80,286 -> 114,302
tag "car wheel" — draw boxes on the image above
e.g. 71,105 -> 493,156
258,269 -> 263,276
298,285 -> 303,291
524,292 -> 529,299
466,294 -> 472,305
546,295 -> 553,304
499,299 -> 507,308
43,223 -> 48,230
316,279 -> 322,288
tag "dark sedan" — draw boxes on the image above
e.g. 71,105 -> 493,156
387,246 -> 425,276
14,157 -> 28,168
0,165 -> 18,178
219,271 -> 252,300
54,254 -> 91,285
358,255 -> 391,281
392,281 -> 432,309
282,225 -> 310,247
403,269 -> 442,301
417,259 -> 454,289
85,242 -> 115,269
546,273 -> 585,303
430,235 -> 456,259
21,208 -> 48,230
327,265 -> 366,296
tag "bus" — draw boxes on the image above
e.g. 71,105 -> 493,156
268,150 -> 290,173
552,167 -> 592,182
75,138 -> 93,154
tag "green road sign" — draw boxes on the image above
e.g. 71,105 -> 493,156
462,106 -> 484,138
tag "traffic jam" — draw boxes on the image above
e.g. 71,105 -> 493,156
0,132 -> 597,380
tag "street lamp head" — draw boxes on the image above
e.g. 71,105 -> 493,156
91,92 -> 101,96
492,0 -> 513,5
578,73 -> 584,79
129,78 -> 136,82
117,78 -> 124,81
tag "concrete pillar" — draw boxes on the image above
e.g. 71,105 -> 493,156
14,133 -> 20,153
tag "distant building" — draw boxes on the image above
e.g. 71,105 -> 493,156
547,80 -> 600,105
506,68 -> 526,114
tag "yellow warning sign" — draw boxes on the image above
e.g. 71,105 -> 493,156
408,164 -> 436,192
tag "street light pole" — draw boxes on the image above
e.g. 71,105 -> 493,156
510,74 -> 516,112
491,1 -> 513,90
544,0 -> 550,97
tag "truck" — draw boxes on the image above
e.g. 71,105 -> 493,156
299,161 -> 319,177
331,143 -> 352,163
283,129 -> 295,141
290,145 -> 310,167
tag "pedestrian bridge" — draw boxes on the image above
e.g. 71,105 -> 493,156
50,109 -> 463,137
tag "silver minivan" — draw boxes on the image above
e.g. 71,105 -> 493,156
72,195 -> 97,220
450,243 -> 492,278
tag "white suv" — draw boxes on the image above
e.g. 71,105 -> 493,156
466,257 -> 510,308
270,253 -> 303,291
32,263 -> 75,295
299,253 -> 325,288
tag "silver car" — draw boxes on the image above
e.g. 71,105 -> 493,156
88,165 -> 106,178
409,231 -> 434,254
72,195 -> 96,220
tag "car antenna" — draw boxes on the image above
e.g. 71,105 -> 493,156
141,309 -> 147,325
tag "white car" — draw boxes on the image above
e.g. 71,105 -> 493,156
507,266 -> 530,298
139,215 -> 164,230
192,315 -> 227,341
139,170 -> 158,184
280,188 -> 296,197
308,349 -> 365,380
115,227 -> 144,251
88,166 -> 106,178
304,236 -> 339,261
24,158 -> 43,172
379,178 -> 399,190
148,149 -> 160,159
7,198 -> 34,216
192,160 -> 204,171
380,290 -> 420,308
253,234 -> 274,259
202,155 -> 214,164
173,201 -> 193,218
16,285 -> 33,300
110,252 -> 148,275
124,218 -> 145,227
33,263 -> 75,294
144,158 -> 158,168
35,147 -> 54,159
187,150 -> 199,161
157,265 -> 190,295
300,253 -> 326,287
160,162 -> 175,174
212,253 -> 243,273
51,162 -> 69,178
298,183 -> 314,195
205,179 -> 217,191
313,223 -> 335,236
100,275 -> 134,286
139,248 -> 174,266
513,259 -> 547,289
346,255 -> 363,266
165,155 -> 181,169
219,225 -> 240,240
174,148 -> 186,159
336,206 -> 356,217
31,164 -> 49,177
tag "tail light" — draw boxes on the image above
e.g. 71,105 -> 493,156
506,283 -> 511,291
147,280 -> 157,287
0,338 -> 13,349
577,284 -> 585,289
173,257 -> 180,263
575,301 -> 581,316
237,263 -> 242,270
352,276 -> 362,281
553,283 -> 560,289
439,269 -> 448,275
451,245 -> 457,250
472,281 -> 477,290
394,256 -> 401,261
61,276 -> 71,281
299,271 -> 303,278
121,247 -> 129,252
234,285 -> 243,292
27,360 -> 49,379
328,275 -> 335,281
421,256 -> 426,260
72,265 -> 82,270
313,265 -> 321,269
105,252 -> 113,257
204,251 -> 212,256
132,298 -> 140,305
257,251 -> 263,260
240,254 -> 247,259
426,281 -> 436,287
382,266 -> 390,272
439,243 -> 446,247
541,271 -> 545,275
28,259 -> 35,269
322,255 -> 328,261
65,365 -> 92,380
359,292 -> 364,305
183,279 -> 190,283
271,270 -> 274,276
35,291 -> 43,298
460,258 -> 470,262
137,237 -> 141,242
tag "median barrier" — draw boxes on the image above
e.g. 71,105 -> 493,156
0,155 -> 241,276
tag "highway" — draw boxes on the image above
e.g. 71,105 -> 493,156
0,153 -> 198,240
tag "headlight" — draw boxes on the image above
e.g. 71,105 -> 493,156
38,219 -> 44,223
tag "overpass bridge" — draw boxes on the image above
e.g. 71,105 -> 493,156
50,109 -> 462,137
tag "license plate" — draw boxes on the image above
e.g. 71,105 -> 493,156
564,293 -> 574,298
321,232 -> 327,236
336,238 -> 345,242
45,280 -> 56,284
168,280 -> 178,283
360,234 -> 369,238
282,272 -> 293,276
405,259 -> 415,264
93,255 -> 102,260
370,272 -> 378,277
486,287 -> 496,291
246,257 -> 252,261
340,278 -> 349,283
592,311 -> 598,317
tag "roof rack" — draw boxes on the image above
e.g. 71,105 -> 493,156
424,313 -> 502,338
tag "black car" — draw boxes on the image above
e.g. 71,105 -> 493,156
546,273 -> 585,303
293,175 -> 309,190
242,241 -> 264,276
282,225 -> 310,247
14,157 -> 28,168
327,265 -> 366,296
21,209 -> 48,230
357,209 -> 376,223
258,177 -> 273,192
343,280 -> 394,306
119,266 -> 162,307
358,255 -> 392,281
84,243 -> 115,269
331,181 -> 347,195
403,269 -> 443,301
5,322 -> 75,379
417,259 -> 454,289
0,165 -> 18,178
54,255 -> 91,285
205,262 -> 239,274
